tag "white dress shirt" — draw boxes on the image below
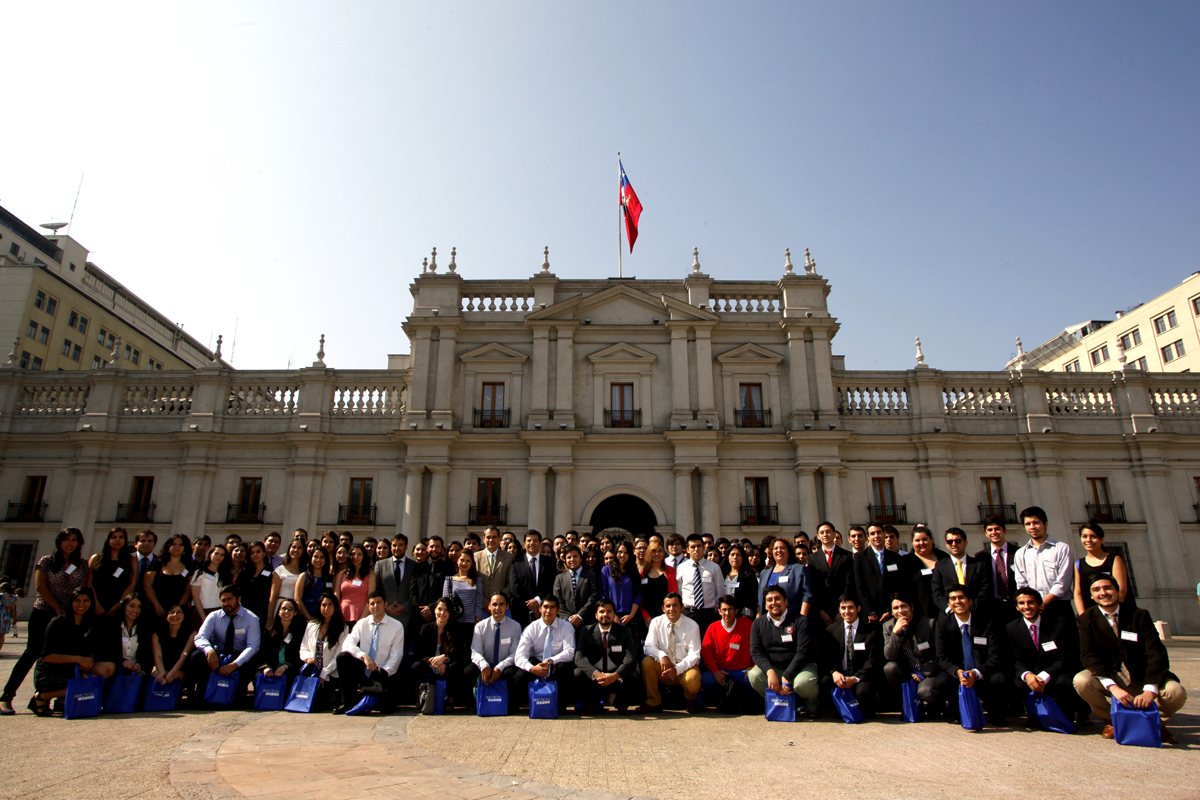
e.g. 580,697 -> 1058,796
514,617 -> 576,671
471,615 -> 523,672
343,614 -> 405,676
643,614 -> 702,673
1012,538 -> 1073,601
675,558 -> 723,609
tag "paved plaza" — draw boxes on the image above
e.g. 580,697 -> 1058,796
1,625 -> 1197,800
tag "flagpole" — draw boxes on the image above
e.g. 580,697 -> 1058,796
617,152 -> 623,278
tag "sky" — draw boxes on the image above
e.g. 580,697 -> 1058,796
4,2 -> 1198,371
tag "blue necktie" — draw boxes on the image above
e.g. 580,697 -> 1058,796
368,622 -> 379,661
493,621 -> 501,666
571,570 -> 578,591
692,564 -> 703,607
877,550 -> 885,574
542,625 -> 554,661
961,623 -> 975,672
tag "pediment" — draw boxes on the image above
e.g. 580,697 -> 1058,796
717,342 -> 784,364
662,294 -> 720,322
460,342 -> 529,363
587,341 -> 658,364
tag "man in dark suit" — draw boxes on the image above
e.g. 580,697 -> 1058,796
808,521 -> 855,624
976,516 -> 1020,627
474,525 -> 514,603
509,530 -> 558,627
1074,574 -> 1187,744
931,527 -> 993,614
552,545 -> 601,629
820,595 -> 883,716
934,583 -> 1007,726
1005,587 -> 1081,724
374,533 -> 417,643
573,598 -> 639,713
411,535 -> 454,626
882,594 -> 940,712
853,525 -> 909,624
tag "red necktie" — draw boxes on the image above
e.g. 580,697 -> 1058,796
826,551 -> 833,568
1030,623 -> 1038,649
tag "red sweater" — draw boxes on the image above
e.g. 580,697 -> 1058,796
701,615 -> 754,672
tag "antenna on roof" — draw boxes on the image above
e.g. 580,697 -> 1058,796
230,318 -> 239,364
67,174 -> 84,235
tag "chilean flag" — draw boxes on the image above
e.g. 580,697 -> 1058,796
620,159 -> 643,252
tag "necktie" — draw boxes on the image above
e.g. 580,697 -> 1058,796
877,550 -> 885,574
1107,613 -> 1132,685
530,557 -> 538,584
691,564 -> 703,607
826,551 -> 833,568
602,629 -> 610,672
844,625 -> 853,671
902,629 -> 921,671
493,621 -> 501,666
222,613 -> 236,655
994,549 -> 1009,599
542,625 -> 554,661
954,560 -> 966,585
394,559 -> 403,584
961,623 -> 975,672
571,570 -> 578,591
140,556 -> 150,580
489,552 -> 496,572
367,622 -> 379,661
1030,623 -> 1038,650
667,622 -> 677,665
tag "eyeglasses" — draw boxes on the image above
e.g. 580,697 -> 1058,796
945,538 -> 965,545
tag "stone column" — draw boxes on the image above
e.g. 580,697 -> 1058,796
426,466 -> 450,540
530,328 -> 550,416
694,329 -> 715,414
433,328 -> 458,413
785,327 -> 812,429
402,465 -> 425,540
527,465 -> 548,535
552,466 -> 574,536
554,326 -> 574,423
821,466 -> 845,532
795,466 -> 820,535
699,466 -> 720,536
670,327 -> 690,415
408,330 -> 432,414
675,466 -> 695,537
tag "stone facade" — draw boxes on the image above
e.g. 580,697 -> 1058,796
1,250 -> 1198,630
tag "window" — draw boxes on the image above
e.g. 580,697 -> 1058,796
1153,310 -> 1178,334
45,297 -> 57,316
1087,477 -> 1111,507
68,311 -> 78,328
37,326 -> 49,344
1118,329 -> 1142,351
1131,356 -> 1147,371
742,477 -> 775,525
9,242 -> 19,257
738,382 -> 766,427
130,349 -> 140,365
343,478 -> 374,525
92,356 -> 102,369
609,383 -> 635,427
154,362 -> 162,370
118,476 -> 156,523
26,320 -> 36,338
130,476 -> 155,508
478,382 -> 506,427
19,351 -> 30,369
232,477 -> 263,523
11,477 -> 48,521
124,344 -> 131,360
1090,345 -> 1109,366
106,332 -> 115,349
62,339 -> 73,357
30,356 -> 42,371
980,477 -> 1004,507
34,291 -> 46,309
69,262 -> 76,272
97,328 -> 107,345
71,344 -> 81,362
1161,340 -> 1185,363
1064,359 -> 1080,372
148,358 -> 157,370
1193,296 -> 1200,316
473,478 -> 504,525
0,540 -> 39,593
76,315 -> 87,335
872,477 -> 896,508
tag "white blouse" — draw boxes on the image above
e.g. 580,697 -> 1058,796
299,620 -> 346,681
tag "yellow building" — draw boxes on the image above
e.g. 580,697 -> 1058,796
0,204 -> 220,373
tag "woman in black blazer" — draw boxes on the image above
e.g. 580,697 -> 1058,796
414,597 -> 477,709
722,545 -> 760,618
900,525 -> 949,619
94,594 -> 154,678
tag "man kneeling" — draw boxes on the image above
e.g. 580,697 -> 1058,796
638,593 -> 702,713
335,591 -> 405,713
574,598 -> 639,714
749,586 -> 819,716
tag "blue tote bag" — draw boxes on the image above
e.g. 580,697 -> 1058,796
1026,691 -> 1076,734
254,674 -> 289,712
901,680 -> 925,723
958,684 -> 986,731
765,689 -> 796,722
1110,698 -> 1161,748
102,670 -> 144,714
143,679 -> 183,712
204,655 -> 240,707
831,687 -> 864,724
476,679 -> 509,717
284,666 -> 319,713
528,679 -> 558,719
345,693 -> 379,715
64,667 -> 105,719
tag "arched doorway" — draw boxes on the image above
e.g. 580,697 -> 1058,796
588,494 -> 658,537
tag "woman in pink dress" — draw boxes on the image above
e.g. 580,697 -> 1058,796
334,544 -> 376,623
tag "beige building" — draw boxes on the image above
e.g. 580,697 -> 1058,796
0,204 -> 220,374
1,247 -> 1198,631
1009,271 -> 1200,374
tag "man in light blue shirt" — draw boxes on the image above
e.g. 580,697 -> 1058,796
187,585 -> 261,706
1011,506 -> 1073,621
514,595 -> 577,713
472,594 -> 523,712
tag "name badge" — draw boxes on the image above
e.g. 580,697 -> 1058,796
728,581 -> 739,590
853,642 -> 866,651
113,567 -> 125,578
886,564 -> 898,572
181,569 -> 189,578
501,638 -> 511,645
641,578 -> 648,584
1120,631 -> 1138,642
205,573 -> 217,582
352,579 -> 363,587
235,628 -> 246,635
973,636 -> 987,646
920,568 -> 933,576
916,641 -> 930,651
611,644 -> 623,652
284,634 -> 293,644
781,634 -> 793,642
1041,641 -> 1057,652
729,642 -> 740,650
261,569 -> 271,577
64,564 -> 77,575
778,575 -> 789,584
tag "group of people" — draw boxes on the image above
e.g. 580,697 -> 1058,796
0,508 -> 1186,745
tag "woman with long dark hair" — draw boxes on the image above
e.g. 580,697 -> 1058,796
237,541 -> 274,623
442,550 -> 483,630
1073,520 -> 1135,615
414,596 -> 476,708
258,598 -> 305,680
722,544 -> 760,619
268,537 -> 308,619
28,586 -> 101,715
152,604 -> 194,686
0,528 -> 90,715
601,541 -> 642,629
94,594 -> 153,678
145,534 -> 192,619
294,546 -> 331,622
190,545 -> 228,622
335,544 -> 376,624
299,592 -> 346,708
88,527 -> 138,618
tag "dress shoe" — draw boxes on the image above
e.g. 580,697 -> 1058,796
684,700 -> 700,714
1075,713 -> 1094,726
1161,725 -> 1178,746
616,705 -> 630,716
634,704 -> 657,714
0,700 -> 14,716
1101,724 -> 1115,739
332,705 -> 348,715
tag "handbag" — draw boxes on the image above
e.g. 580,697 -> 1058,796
901,680 -> 925,723
418,679 -> 447,715
765,689 -> 796,722
528,678 -> 558,720
143,679 -> 183,712
958,684 -> 986,731
102,669 -> 144,714
831,687 -> 864,724
253,673 -> 289,712
284,665 -> 320,714
1110,697 -> 1161,748
64,667 -> 105,719
476,679 -> 509,717
204,655 -> 240,707
1026,691 -> 1076,734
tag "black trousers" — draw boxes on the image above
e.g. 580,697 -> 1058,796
820,674 -> 877,716
412,661 -> 480,707
683,607 -> 718,634
185,649 -> 250,706
2,607 -> 54,701
882,662 -> 941,706
572,667 -> 640,709
1012,672 -> 1079,716
513,661 -> 575,711
335,653 -> 398,711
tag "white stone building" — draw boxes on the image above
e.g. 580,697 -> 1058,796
1,248 -> 1198,631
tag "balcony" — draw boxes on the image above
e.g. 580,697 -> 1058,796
226,503 -> 265,525
1195,503 -> 1200,523
116,503 -> 155,524
868,503 -> 908,525
740,505 -> 779,526
4,501 -> 47,523
338,504 -> 377,526
473,408 -> 511,428
735,409 -> 772,428
1086,503 -> 1127,524
469,504 -> 508,526
978,504 -> 1018,525
603,409 -> 641,428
